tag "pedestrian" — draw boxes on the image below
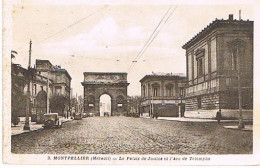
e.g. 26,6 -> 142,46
216,109 -> 222,125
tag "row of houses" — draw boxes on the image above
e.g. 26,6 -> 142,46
11,59 -> 72,123
140,14 -> 253,119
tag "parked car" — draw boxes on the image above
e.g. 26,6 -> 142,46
88,113 -> 94,117
82,113 -> 87,118
42,113 -> 62,128
104,112 -> 110,117
74,113 -> 82,120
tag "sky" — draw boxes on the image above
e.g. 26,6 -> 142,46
9,0 -> 254,97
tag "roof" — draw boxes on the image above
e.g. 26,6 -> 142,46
182,17 -> 253,49
36,59 -> 52,66
81,81 -> 129,86
83,72 -> 127,75
52,69 -> 72,80
140,74 -> 186,83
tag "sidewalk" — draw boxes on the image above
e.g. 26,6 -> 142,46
223,125 -> 253,131
141,116 -> 253,131
11,117 -> 73,136
157,117 -> 240,123
142,116 -> 252,123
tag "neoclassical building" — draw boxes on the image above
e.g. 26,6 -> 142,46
182,14 -> 253,119
11,63 -> 53,123
140,73 -> 186,117
11,59 -> 72,124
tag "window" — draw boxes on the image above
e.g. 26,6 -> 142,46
231,48 -> 238,70
195,48 -> 205,78
152,84 -> 160,97
197,58 -> 203,77
179,87 -> 185,97
228,39 -> 247,71
143,85 -> 146,97
166,85 -> 173,96
153,87 -> 158,97
55,86 -> 61,95
197,97 -> 202,109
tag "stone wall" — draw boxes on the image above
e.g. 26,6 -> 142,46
185,93 -> 219,111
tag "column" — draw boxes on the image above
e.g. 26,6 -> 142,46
161,81 -> 164,97
95,99 -> 100,116
111,99 -> 117,116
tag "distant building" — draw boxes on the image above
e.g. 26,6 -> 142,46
36,59 -> 72,115
182,14 -> 253,119
140,72 -> 186,117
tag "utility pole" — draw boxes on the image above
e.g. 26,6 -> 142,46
23,40 -> 32,130
151,95 -> 154,118
46,71 -> 49,114
237,48 -> 244,129
137,101 -> 139,116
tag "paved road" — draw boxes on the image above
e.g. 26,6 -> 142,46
11,116 -> 252,154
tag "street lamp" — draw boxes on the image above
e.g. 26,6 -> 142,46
23,40 -> 32,130
237,47 -> 244,129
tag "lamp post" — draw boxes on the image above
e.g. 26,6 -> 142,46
46,71 -> 50,114
179,88 -> 183,118
23,40 -> 32,130
237,47 -> 244,129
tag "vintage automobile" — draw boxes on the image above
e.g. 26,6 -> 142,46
104,112 -> 110,117
82,113 -> 88,118
88,113 -> 94,117
42,113 -> 62,128
74,113 -> 82,120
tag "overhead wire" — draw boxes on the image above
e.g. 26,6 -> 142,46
37,5 -> 109,44
127,5 -> 178,73
127,5 -> 173,71
127,5 -> 173,72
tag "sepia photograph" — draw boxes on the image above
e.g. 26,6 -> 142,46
2,0 -> 260,166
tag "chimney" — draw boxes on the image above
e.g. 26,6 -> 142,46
229,14 -> 233,20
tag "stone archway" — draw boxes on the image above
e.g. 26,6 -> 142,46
81,72 -> 129,116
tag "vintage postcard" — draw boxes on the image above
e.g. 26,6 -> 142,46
2,0 -> 260,166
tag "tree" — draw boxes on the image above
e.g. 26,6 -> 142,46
49,95 -> 68,116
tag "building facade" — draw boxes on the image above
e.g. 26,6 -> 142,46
182,14 -> 253,119
11,63 -> 53,123
140,73 -> 186,117
81,72 -> 129,116
11,59 -> 72,124
36,59 -> 72,116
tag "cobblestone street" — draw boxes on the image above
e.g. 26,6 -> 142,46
11,116 -> 252,154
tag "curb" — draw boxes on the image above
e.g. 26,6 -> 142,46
142,117 -> 252,123
223,125 -> 253,131
11,119 -> 74,136
11,127 -> 44,136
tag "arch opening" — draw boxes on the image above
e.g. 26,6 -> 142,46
99,94 -> 111,116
